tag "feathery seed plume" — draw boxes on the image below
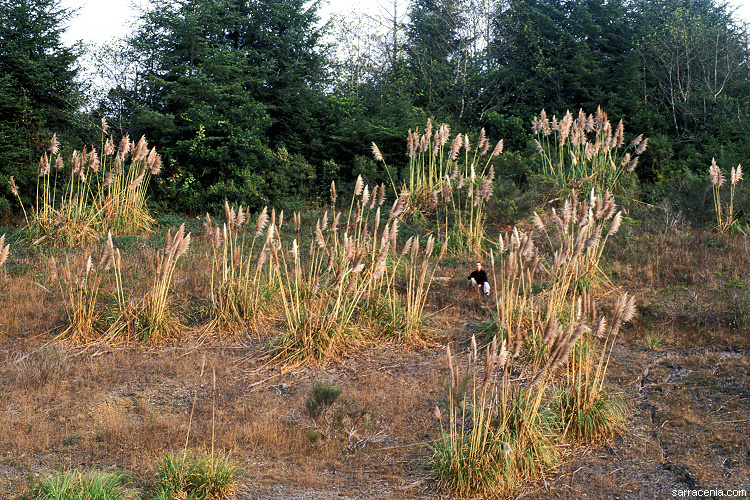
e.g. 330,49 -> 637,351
559,110 -> 573,145
450,162 -> 459,180
0,234 -> 9,267
315,221 -> 326,248
615,120 -> 625,148
362,185 -> 370,207
731,164 -> 743,186
390,218 -> 399,249
134,135 -> 148,162
406,129 -> 417,158
608,211 -> 623,236
118,135 -> 130,161
634,137 -> 648,155
354,175 -> 364,196
89,148 -> 99,172
477,128 -> 486,152
424,234 -> 435,257
492,139 -> 503,157
401,236 -> 413,257
710,158 -> 725,187
541,109 -> 551,136
533,212 -> 545,232
254,206 -> 269,237
439,123 -> 450,146
450,133 -> 462,160
432,130 -> 441,156
9,176 -> 18,196
39,154 -> 50,176
594,316 -> 607,339
626,156 -> 638,172
50,133 -> 59,155
419,134 -> 428,153
378,183 -> 386,206
104,137 -> 115,156
372,142 -> 383,162
532,115 -> 541,134
174,233 -> 191,260
127,172 -> 143,190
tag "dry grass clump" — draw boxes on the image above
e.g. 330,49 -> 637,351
273,177 -> 448,363
558,291 -> 634,442
12,122 -> 161,247
430,336 -> 559,497
373,121 -> 503,257
709,157 -> 743,234
50,226 -> 191,345
430,189 -> 635,497
489,189 -> 622,364
532,107 -> 647,193
206,203 -> 275,335
432,283 -> 635,498
131,224 -> 191,343
52,233 -> 121,343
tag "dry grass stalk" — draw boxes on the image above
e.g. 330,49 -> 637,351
0,234 -> 9,268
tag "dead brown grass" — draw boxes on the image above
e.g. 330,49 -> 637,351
0,205 -> 748,498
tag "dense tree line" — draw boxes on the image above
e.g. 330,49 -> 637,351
1,0 -> 749,215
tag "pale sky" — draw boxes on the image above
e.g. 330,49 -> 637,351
59,0 -> 750,49
59,0 -> 367,46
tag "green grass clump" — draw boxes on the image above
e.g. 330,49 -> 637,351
153,450 -> 238,500
24,469 -> 140,500
557,384 -> 627,441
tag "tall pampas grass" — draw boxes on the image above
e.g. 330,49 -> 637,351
710,158 -> 744,234
15,130 -> 162,247
533,107 -> 646,194
131,224 -> 191,343
207,204 -> 276,334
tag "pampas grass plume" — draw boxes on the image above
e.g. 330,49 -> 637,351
732,164 -> 743,186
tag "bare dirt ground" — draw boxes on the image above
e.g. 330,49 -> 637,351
0,305 -> 747,499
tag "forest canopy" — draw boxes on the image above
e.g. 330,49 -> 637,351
1,0 -> 748,215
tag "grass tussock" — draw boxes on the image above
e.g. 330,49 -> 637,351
709,157 -> 743,234
271,177 -> 447,363
23,469 -> 140,500
12,122 -> 161,247
532,107 -> 647,194
430,189 -> 634,498
153,450 -> 238,500
373,121 -> 502,257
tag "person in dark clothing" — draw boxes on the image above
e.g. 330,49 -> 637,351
468,262 -> 490,296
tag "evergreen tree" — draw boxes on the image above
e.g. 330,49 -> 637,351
130,0 -> 273,212
130,0 -> 331,210
0,0 -> 81,213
